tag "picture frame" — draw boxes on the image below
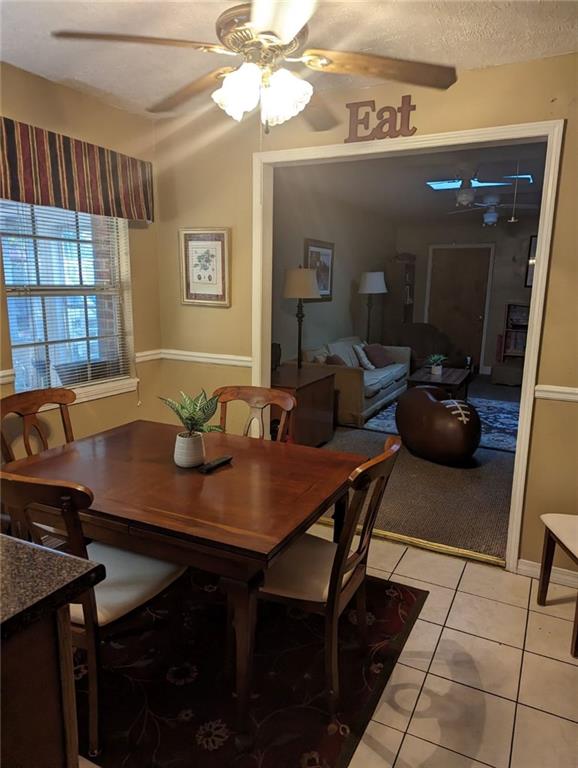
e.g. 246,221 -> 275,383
179,227 -> 231,307
303,238 -> 334,302
525,235 -> 537,287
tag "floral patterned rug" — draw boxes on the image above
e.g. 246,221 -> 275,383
76,570 -> 426,768
365,396 -> 519,452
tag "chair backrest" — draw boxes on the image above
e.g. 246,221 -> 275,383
1,471 -> 99,631
1,388 -> 76,463
213,385 -> 297,442
0,471 -> 93,559
327,436 -> 401,606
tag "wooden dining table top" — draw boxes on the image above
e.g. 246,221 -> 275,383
4,420 -> 366,562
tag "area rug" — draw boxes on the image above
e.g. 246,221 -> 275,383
323,432 -> 514,558
364,396 -> 520,452
76,569 -> 426,768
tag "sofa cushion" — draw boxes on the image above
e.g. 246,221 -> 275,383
364,343 -> 394,369
354,344 -> 376,371
326,354 -> 347,366
303,345 -> 329,363
327,336 -> 363,368
363,363 -> 407,397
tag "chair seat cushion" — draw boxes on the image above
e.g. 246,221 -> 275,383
541,514 -> 578,559
260,533 -> 353,603
69,543 -> 187,627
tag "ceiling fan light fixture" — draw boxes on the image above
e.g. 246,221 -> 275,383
483,209 -> 499,227
260,68 -> 313,127
211,62 -> 262,121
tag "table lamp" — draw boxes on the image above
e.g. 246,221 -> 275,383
358,271 -> 388,342
283,267 -> 320,368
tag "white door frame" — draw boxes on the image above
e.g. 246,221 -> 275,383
252,120 -> 564,573
425,244 -> 495,374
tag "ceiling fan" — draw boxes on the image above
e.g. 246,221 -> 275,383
427,164 -> 535,207
52,0 -> 457,130
448,192 -> 539,226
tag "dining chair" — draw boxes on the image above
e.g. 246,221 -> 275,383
258,436 -> 401,716
538,513 -> 578,657
1,387 -> 76,463
1,471 -> 187,757
213,385 -> 297,442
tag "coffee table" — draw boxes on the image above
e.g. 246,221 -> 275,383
408,366 -> 472,399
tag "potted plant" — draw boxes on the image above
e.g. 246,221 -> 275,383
159,390 -> 222,468
427,353 -> 447,377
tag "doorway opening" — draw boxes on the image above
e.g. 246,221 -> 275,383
253,121 -> 563,572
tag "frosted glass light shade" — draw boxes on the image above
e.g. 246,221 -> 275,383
211,63 -> 262,121
283,267 -> 320,299
359,271 -> 388,294
261,68 -> 313,127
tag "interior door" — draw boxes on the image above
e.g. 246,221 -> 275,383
427,246 -> 492,367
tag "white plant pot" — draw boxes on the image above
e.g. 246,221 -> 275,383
431,364 -> 443,377
174,432 -> 205,468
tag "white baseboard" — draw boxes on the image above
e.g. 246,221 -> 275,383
517,558 -> 578,589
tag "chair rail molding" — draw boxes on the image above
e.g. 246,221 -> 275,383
534,384 -> 578,402
0,369 -> 15,385
135,349 -> 252,367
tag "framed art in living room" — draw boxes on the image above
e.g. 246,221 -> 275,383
304,238 -> 334,302
179,227 -> 231,307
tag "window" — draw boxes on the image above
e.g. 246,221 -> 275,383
1,200 -> 134,393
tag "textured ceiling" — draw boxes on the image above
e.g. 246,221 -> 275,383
1,1 -> 577,115
274,142 -> 546,220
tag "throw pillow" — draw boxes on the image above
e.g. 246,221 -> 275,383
364,344 -> 393,369
353,344 -> 376,371
314,354 -> 328,364
326,354 -> 347,366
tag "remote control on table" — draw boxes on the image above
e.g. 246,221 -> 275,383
198,455 -> 233,474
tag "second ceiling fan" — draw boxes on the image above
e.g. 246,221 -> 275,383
53,0 -> 457,129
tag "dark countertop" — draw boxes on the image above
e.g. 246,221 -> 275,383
1,535 -> 105,638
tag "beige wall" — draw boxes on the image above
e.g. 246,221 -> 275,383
154,52 -> 577,567
272,165 -> 395,358
394,218 -> 537,369
1,53 -> 576,567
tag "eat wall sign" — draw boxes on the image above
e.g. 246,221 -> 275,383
344,95 -> 416,143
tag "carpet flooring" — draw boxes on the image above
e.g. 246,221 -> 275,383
364,396 -> 520,452
76,570 -> 426,768
324,429 -> 514,558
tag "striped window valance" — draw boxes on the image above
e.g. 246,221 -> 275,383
0,117 -> 154,222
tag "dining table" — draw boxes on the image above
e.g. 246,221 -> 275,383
4,419 -> 366,741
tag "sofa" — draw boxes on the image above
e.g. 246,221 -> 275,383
289,336 -> 411,427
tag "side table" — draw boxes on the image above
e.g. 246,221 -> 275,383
271,365 -> 335,446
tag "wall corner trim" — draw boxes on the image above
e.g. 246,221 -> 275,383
517,558 -> 578,589
0,369 -> 15,385
534,384 -> 578,402
135,349 -> 252,368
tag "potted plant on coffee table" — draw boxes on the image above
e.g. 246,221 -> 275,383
160,390 -> 222,468
427,353 -> 448,377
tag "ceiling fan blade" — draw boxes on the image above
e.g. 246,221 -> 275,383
448,208 -> 479,215
251,0 -> 317,43
302,49 -> 456,89
52,30 -> 235,56
147,68 -> 236,113
302,93 -> 339,132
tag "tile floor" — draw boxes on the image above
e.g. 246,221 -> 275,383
309,525 -> 578,768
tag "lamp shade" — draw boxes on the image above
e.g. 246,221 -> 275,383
283,267 -> 320,299
358,271 -> 388,295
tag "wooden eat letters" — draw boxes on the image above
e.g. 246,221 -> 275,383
344,95 -> 417,143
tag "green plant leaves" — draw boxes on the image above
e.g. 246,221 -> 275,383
159,390 -> 223,434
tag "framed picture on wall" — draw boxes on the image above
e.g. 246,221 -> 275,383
179,227 -> 231,307
304,238 -> 334,302
525,235 -> 537,287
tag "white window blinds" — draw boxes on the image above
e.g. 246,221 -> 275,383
1,200 -> 134,393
